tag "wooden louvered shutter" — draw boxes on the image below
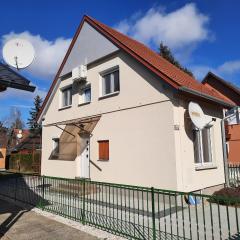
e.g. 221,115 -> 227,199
98,140 -> 109,160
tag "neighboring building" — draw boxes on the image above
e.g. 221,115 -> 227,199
202,72 -> 240,106
0,63 -> 35,92
202,72 -> 240,164
38,15 -> 235,192
10,131 -> 42,173
0,127 -> 8,170
7,129 -> 30,154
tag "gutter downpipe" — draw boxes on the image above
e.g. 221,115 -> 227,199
221,108 -> 238,187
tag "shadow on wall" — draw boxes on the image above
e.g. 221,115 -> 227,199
0,172 -> 47,238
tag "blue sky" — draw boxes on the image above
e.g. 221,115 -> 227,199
0,0 -> 240,126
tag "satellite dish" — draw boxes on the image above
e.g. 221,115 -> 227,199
16,129 -> 23,139
2,38 -> 35,69
188,102 -> 207,130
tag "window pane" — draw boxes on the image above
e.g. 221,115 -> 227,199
103,74 -> 111,95
62,90 -> 68,107
68,88 -> 72,105
84,88 -> 91,102
62,87 -> 72,107
202,127 -> 212,163
193,129 -> 202,164
53,139 -> 59,154
113,70 -> 120,92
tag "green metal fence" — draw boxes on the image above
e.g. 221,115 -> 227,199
0,173 -> 240,239
228,163 -> 240,187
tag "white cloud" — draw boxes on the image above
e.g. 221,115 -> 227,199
218,60 -> 240,75
1,31 -> 71,79
115,3 -> 211,50
191,60 -> 240,81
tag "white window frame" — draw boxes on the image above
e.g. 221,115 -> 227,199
194,125 -> 214,168
79,84 -> 91,105
60,85 -> 72,108
100,67 -> 119,98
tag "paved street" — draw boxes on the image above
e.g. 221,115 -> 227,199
0,199 -> 99,240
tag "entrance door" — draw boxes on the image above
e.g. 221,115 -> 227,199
80,137 -> 90,178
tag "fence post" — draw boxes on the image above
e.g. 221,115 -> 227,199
42,175 -> 45,209
82,178 -> 86,225
151,187 -> 156,240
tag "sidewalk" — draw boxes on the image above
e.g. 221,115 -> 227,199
0,199 -> 99,240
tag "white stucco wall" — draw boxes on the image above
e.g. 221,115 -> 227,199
41,51 -> 179,189
89,101 -> 177,189
173,99 -> 225,192
61,22 -> 119,76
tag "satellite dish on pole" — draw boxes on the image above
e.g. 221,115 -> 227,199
16,129 -> 23,139
188,102 -> 207,130
2,38 -> 35,69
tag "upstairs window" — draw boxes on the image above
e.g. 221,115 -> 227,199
101,69 -> 119,96
98,140 -> 109,161
193,126 -> 213,166
61,86 -> 72,107
79,85 -> 91,105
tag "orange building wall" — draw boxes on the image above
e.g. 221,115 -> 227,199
227,124 -> 240,164
0,148 -> 6,169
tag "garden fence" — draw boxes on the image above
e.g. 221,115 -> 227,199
0,173 -> 240,240
228,163 -> 240,187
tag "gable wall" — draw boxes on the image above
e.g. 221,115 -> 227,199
61,22 -> 119,76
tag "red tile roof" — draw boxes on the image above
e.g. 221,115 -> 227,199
37,15 -> 234,121
86,16 -> 234,106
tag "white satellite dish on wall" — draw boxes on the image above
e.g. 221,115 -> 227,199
188,102 -> 207,130
2,38 -> 35,69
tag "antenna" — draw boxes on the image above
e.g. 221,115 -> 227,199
16,129 -> 23,139
2,38 -> 35,69
188,102 -> 207,130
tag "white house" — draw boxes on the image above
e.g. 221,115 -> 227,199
37,15 -> 235,193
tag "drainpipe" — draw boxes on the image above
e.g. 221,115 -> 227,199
221,107 -> 239,187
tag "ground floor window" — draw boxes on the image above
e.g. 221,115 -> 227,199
98,140 -> 109,161
52,138 -> 60,155
193,126 -> 213,166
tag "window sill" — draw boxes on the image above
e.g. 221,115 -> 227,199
99,91 -> 119,100
97,159 -> 109,162
195,164 -> 217,171
78,101 -> 91,107
58,105 -> 72,111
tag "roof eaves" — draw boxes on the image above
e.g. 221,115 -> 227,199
203,71 -> 240,96
179,86 -> 235,109
0,80 -> 35,92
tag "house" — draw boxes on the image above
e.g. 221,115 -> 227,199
8,129 -> 30,153
37,15 -> 235,193
10,131 -> 41,173
202,72 -> 240,164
